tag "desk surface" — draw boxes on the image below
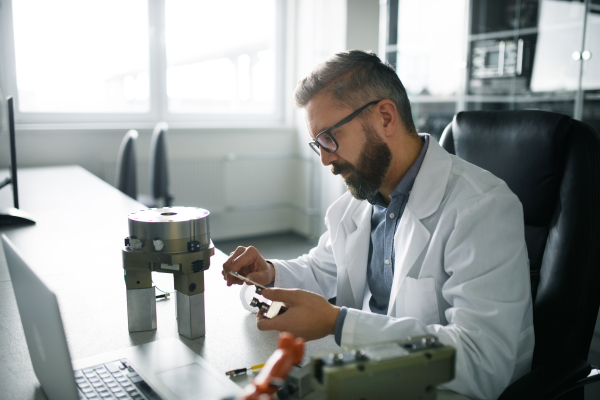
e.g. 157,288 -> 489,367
0,166 -> 339,400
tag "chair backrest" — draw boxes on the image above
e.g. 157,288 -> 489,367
149,122 -> 171,206
115,129 -> 138,199
439,110 -> 600,369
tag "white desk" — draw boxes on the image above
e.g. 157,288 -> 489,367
0,166 -> 339,399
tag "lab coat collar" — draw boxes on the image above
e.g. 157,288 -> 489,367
406,135 -> 452,219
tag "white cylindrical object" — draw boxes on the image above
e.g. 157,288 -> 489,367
240,283 -> 260,313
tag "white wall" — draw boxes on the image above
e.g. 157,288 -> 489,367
292,0 -> 380,240
346,0 -> 380,52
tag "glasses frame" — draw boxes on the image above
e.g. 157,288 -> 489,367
308,100 -> 381,155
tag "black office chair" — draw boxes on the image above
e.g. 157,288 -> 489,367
148,122 -> 173,207
137,122 -> 173,208
439,110 -> 600,400
115,129 -> 139,200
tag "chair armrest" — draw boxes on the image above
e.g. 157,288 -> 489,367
498,357 -> 591,400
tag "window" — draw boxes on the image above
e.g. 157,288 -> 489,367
165,0 -> 276,115
0,0 -> 283,124
11,0 -> 150,114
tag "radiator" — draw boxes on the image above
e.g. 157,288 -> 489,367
104,155 -> 316,216
167,158 -> 226,212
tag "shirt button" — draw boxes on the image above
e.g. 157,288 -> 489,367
385,259 -> 390,265
389,213 -> 395,218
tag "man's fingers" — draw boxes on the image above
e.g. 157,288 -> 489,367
223,246 -> 246,270
261,288 -> 297,303
223,247 -> 256,285
225,265 -> 254,286
231,247 -> 259,271
222,246 -> 248,284
256,312 -> 284,331
247,270 -> 271,285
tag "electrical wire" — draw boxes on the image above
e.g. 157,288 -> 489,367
122,275 -> 174,299
153,281 -> 175,294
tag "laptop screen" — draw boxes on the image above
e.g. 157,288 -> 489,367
2,234 -> 79,400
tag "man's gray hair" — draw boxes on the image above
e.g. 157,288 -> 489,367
294,50 -> 417,134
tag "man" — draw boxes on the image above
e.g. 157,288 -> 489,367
222,50 -> 534,400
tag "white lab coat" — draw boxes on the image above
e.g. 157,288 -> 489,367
269,136 -> 534,400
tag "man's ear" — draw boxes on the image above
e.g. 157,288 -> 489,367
377,100 -> 397,137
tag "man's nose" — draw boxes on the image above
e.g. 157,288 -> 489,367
320,149 -> 337,166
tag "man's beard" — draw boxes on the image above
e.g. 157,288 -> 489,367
331,123 -> 392,201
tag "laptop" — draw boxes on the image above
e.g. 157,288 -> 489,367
1,234 -> 242,400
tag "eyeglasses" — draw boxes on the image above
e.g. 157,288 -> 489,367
308,100 -> 381,155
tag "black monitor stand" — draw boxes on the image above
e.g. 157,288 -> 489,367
0,205 -> 35,226
0,97 -> 35,226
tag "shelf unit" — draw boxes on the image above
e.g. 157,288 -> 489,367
380,0 -> 600,137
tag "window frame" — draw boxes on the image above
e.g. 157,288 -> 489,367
0,0 -> 286,126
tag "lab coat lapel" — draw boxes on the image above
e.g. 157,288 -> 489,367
388,210 -> 430,314
336,201 -> 371,309
387,137 -> 452,315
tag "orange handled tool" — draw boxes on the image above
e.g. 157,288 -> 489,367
239,332 -> 305,400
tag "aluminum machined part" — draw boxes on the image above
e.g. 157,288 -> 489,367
127,207 -> 211,247
122,206 -> 212,337
127,287 -> 157,332
310,335 -> 455,400
122,247 -> 213,282
176,291 -> 205,339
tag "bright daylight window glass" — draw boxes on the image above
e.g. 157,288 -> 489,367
165,0 -> 276,114
12,0 -> 150,113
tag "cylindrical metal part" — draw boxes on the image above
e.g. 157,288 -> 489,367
127,207 -> 210,248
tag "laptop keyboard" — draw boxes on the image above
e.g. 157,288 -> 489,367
74,358 -> 161,400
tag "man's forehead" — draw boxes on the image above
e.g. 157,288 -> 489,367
304,93 -> 349,137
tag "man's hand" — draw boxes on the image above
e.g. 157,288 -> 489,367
256,288 -> 340,342
222,246 -> 275,287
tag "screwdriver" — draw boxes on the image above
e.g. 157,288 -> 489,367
225,363 -> 265,376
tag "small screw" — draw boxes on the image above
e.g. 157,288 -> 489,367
333,353 -> 344,365
352,349 -> 368,361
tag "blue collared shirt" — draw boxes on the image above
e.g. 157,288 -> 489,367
334,134 -> 429,344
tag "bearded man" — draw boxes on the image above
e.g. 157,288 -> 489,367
222,50 -> 534,400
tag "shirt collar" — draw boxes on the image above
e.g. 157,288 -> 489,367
369,134 -> 430,206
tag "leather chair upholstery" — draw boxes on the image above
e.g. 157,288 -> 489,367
137,122 -> 173,208
115,129 -> 139,200
149,122 -> 172,207
440,110 -> 600,400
